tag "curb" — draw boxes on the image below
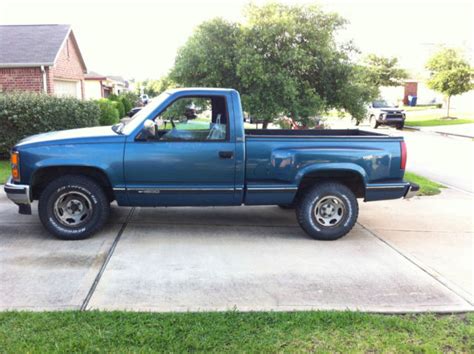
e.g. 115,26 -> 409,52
404,126 -> 474,139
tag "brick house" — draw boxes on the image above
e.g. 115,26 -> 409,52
0,24 -> 87,99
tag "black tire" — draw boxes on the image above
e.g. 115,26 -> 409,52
38,175 -> 110,240
396,124 -> 404,130
278,204 -> 295,209
296,182 -> 358,241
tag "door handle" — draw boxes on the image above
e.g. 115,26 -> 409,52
219,151 -> 234,159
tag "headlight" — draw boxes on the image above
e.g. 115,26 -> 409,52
402,113 -> 406,119
10,151 -> 20,182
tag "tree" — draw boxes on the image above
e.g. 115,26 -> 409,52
426,48 -> 473,118
361,54 -> 408,88
170,2 -> 377,127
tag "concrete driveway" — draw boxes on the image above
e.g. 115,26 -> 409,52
1,189 -> 472,313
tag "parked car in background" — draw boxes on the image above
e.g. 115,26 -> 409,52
367,100 -> 406,130
140,94 -> 150,105
4,88 -> 417,241
127,107 -> 142,117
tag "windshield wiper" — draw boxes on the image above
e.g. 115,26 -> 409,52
111,123 -> 124,135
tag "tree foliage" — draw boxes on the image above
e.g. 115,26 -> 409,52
362,54 -> 408,89
137,76 -> 177,97
171,18 -> 241,90
425,48 -> 473,117
170,2 -> 406,127
361,54 -> 408,88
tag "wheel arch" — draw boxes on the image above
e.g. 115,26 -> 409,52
31,165 -> 115,202
295,165 -> 367,200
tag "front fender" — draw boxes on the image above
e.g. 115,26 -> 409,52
18,142 -> 125,187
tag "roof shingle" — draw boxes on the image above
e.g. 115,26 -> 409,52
0,24 -> 71,66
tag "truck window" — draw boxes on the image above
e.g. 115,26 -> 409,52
150,96 -> 228,142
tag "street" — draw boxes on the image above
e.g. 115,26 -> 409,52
376,128 -> 473,193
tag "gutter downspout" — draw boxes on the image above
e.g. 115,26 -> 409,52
40,65 -> 48,93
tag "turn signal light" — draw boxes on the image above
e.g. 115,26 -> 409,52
10,151 -> 20,182
11,152 -> 19,165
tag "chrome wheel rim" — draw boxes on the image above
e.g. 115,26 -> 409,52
53,191 -> 93,227
313,196 -> 345,227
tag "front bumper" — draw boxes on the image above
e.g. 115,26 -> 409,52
4,176 -> 32,214
377,118 -> 405,125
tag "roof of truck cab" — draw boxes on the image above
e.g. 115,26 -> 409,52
166,88 -> 237,95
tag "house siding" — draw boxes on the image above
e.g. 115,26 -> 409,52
0,67 -> 45,93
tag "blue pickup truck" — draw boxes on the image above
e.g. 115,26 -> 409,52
5,88 -> 418,241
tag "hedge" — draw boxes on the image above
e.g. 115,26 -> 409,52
0,92 -> 100,158
97,99 -> 120,125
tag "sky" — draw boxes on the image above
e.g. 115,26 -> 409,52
0,0 -> 472,80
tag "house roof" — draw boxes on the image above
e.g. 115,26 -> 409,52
106,75 -> 127,84
85,71 -> 106,80
0,24 -> 86,70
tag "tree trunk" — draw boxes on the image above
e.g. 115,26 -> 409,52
446,96 -> 451,118
262,121 -> 269,129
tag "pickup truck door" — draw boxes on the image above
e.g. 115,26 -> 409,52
123,94 -> 238,206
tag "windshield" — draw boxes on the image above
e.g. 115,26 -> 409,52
120,92 -> 171,135
372,100 -> 397,108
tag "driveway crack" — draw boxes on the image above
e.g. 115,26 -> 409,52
80,207 -> 135,311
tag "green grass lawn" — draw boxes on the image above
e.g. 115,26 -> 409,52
0,160 -> 10,184
0,311 -> 472,352
405,118 -> 474,127
405,110 -> 474,127
404,172 -> 446,196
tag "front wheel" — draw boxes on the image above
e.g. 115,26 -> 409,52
396,123 -> 404,130
370,115 -> 379,129
296,182 -> 358,240
38,175 -> 110,240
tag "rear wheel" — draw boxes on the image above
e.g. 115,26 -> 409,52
296,182 -> 358,240
38,175 -> 110,240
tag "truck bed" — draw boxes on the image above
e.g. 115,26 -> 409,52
245,129 -> 388,137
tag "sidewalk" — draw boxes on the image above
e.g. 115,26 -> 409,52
407,123 -> 474,138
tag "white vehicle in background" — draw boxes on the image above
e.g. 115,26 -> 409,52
140,94 -> 150,105
367,99 -> 406,130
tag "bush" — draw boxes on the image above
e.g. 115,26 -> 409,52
97,99 -> 120,125
0,91 -> 100,158
107,92 -> 138,116
119,96 -> 132,114
111,100 -> 125,118
121,91 -> 139,109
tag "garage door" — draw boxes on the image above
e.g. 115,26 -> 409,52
54,80 -> 80,98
